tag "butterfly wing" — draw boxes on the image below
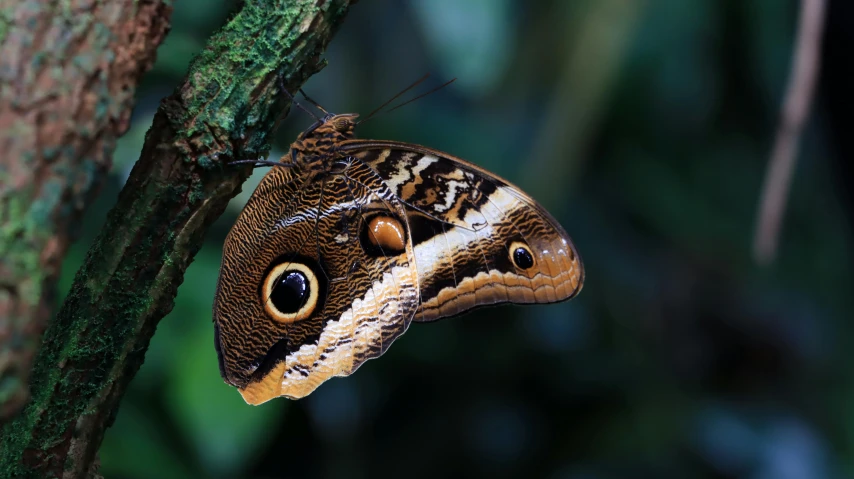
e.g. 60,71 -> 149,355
214,158 -> 419,404
341,140 -> 584,323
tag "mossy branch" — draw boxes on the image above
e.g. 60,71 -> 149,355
0,0 -> 172,423
0,0 -> 357,476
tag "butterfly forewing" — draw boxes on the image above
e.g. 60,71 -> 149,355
344,142 -> 584,322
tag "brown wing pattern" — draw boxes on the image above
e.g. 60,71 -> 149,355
214,158 -> 419,404
215,113 -> 583,404
344,141 -> 585,323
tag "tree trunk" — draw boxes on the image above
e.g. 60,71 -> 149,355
0,0 -> 357,477
0,0 -> 173,423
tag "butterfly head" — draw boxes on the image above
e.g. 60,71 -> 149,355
292,113 -> 359,166
298,113 -> 359,141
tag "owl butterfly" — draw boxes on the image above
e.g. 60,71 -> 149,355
214,84 -> 584,405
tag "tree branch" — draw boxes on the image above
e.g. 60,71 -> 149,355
0,0 -> 172,423
0,0 -> 357,477
753,0 -> 826,264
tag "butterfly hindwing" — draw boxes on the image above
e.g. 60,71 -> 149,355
343,141 -> 584,323
214,158 -> 419,404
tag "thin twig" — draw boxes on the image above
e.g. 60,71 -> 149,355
753,0 -> 826,264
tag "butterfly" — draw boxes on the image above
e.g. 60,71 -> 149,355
213,84 -> 585,405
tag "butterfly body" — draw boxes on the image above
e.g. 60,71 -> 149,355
214,113 -> 584,404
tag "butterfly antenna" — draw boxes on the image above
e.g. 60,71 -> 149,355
359,73 -> 431,124
298,89 -> 330,115
230,159 -> 293,168
278,76 -> 321,121
385,78 -> 456,114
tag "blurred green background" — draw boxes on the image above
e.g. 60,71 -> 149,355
57,0 -> 854,478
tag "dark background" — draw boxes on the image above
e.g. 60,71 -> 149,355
58,0 -> 854,478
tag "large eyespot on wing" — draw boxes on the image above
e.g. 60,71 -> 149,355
346,144 -> 584,322
213,160 -> 419,404
262,260 -> 322,324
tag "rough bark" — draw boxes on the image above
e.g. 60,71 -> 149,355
0,0 -> 173,422
0,0 -> 357,477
